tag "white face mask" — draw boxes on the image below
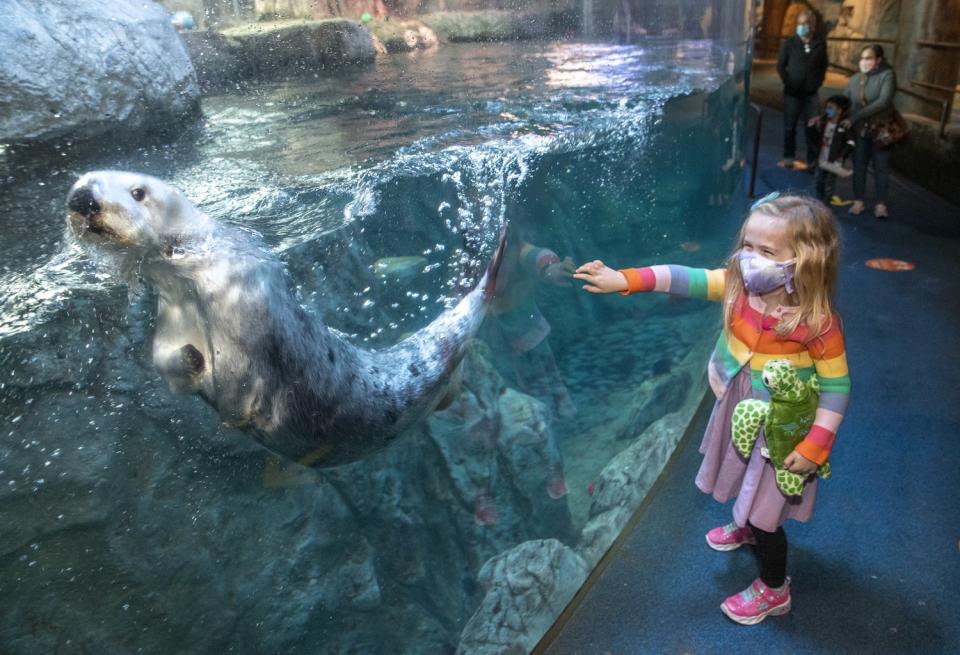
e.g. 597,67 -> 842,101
859,59 -> 876,74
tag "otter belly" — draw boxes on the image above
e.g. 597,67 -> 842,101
153,294 -> 214,397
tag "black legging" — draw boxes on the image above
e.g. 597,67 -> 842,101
749,522 -> 788,588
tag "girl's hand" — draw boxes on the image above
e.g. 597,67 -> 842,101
840,118 -> 852,129
783,451 -> 818,476
573,260 -> 628,293
807,116 -> 820,128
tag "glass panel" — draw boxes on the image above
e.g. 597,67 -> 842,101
0,1 -> 751,652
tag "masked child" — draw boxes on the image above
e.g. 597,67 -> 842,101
812,95 -> 854,204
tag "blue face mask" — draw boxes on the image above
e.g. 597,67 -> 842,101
796,24 -> 810,38
825,107 -> 836,118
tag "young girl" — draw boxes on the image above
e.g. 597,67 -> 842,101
573,192 -> 850,625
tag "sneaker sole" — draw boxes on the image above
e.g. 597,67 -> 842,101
720,597 -> 791,625
705,535 -> 756,552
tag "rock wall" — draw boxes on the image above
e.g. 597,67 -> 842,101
178,19 -> 378,92
825,0 -> 900,69
455,539 -> 589,655
0,0 -> 200,145
253,0 -> 571,20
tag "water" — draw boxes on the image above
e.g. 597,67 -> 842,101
0,40 -> 748,654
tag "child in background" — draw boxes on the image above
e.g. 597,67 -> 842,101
811,95 -> 854,204
573,193 -> 850,625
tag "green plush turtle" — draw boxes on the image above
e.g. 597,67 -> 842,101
732,359 -> 832,497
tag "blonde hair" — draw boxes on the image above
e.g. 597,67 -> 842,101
723,193 -> 840,337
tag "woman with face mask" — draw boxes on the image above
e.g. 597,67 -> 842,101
842,44 -> 897,218
776,9 -> 827,171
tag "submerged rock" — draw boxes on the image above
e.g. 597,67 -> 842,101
456,539 -> 588,655
578,410 -> 692,568
0,0 -> 200,144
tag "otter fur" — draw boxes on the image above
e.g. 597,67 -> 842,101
66,171 -> 504,467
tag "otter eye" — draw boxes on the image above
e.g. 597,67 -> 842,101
131,188 -> 146,202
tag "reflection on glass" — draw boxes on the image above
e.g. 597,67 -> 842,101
0,1 -> 751,653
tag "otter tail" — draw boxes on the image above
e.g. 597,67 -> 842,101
481,226 -> 508,301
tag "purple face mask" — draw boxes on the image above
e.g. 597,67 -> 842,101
738,250 -> 797,295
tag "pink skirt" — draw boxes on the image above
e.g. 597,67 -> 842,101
695,367 -> 818,532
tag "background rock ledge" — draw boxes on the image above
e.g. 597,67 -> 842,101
0,0 -> 200,145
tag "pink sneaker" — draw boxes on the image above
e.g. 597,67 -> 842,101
721,578 -> 792,625
705,522 -> 755,551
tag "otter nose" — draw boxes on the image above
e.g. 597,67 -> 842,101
68,185 -> 101,218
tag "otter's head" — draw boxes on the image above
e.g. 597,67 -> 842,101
66,171 -> 209,255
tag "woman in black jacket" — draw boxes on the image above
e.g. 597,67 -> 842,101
777,10 -> 828,170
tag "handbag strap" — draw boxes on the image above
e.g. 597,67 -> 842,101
859,74 -> 868,105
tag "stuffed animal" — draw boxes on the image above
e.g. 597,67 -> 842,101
732,359 -> 832,496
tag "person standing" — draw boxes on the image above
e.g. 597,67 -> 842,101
843,45 -> 897,219
776,10 -> 828,171
574,193 -> 850,625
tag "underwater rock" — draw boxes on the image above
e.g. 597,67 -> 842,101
614,371 -> 691,440
455,539 -> 587,655
578,410 -> 691,568
0,0 -> 200,144
429,341 -> 575,546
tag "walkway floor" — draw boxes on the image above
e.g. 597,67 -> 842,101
540,105 -> 960,655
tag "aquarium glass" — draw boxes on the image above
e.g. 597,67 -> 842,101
0,0 -> 753,652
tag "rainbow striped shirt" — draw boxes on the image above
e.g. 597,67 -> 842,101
619,265 -> 850,465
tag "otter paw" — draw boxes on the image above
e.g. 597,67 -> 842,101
180,344 -> 205,374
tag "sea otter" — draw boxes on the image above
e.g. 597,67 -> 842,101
66,171 -> 503,467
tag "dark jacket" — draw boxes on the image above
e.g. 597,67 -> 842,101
777,35 -> 828,97
818,115 -> 854,163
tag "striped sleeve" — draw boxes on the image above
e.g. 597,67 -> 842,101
618,265 -> 726,301
794,317 -> 850,465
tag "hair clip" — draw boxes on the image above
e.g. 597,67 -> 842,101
751,191 -> 780,211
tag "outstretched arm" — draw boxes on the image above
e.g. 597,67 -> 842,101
575,262 -> 726,300
618,265 -> 726,301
